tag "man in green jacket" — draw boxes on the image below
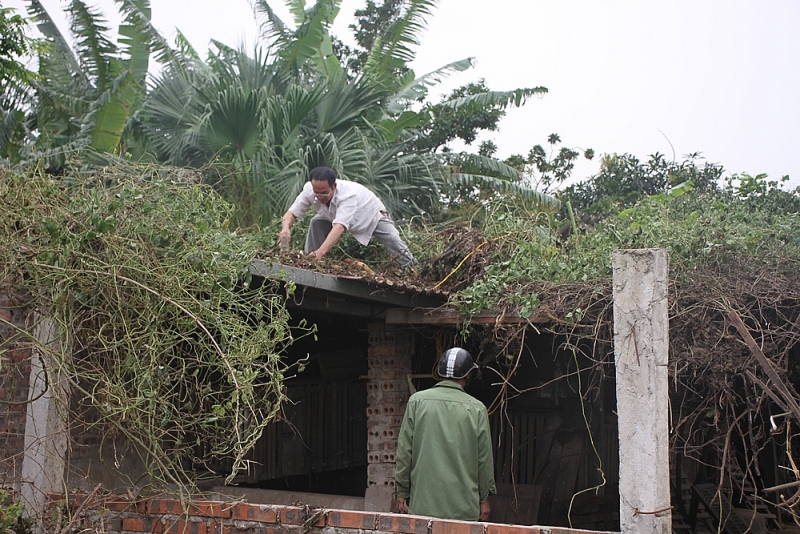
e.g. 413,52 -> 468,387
395,348 -> 497,521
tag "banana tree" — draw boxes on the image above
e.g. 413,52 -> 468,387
11,0 -> 153,170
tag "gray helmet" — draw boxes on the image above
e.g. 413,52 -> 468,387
437,347 -> 478,379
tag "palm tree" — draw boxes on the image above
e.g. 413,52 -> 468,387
137,0 -> 557,226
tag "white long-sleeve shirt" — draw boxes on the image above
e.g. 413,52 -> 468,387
287,180 -> 387,245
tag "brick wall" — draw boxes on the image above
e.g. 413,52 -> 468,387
0,288 -> 32,482
365,324 -> 412,509
47,494 -> 616,534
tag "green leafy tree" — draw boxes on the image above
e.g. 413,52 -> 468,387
0,7 -> 34,93
0,7 -> 36,161
504,133 -> 595,193
416,80 -> 508,151
1,0 -> 155,171
330,0 -> 556,200
10,0 -> 559,225
138,0 -> 451,225
560,152 -> 722,216
334,0 -> 405,77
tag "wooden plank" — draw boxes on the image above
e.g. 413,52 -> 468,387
693,483 -> 753,534
526,414 -> 538,484
534,420 -> 566,525
489,483 -> 543,525
549,434 -> 584,524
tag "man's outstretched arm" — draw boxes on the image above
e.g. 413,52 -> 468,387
309,223 -> 346,259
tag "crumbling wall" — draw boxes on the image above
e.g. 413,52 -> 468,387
0,286 -> 31,484
46,493 -> 617,534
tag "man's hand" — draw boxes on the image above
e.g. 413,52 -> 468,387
479,500 -> 491,521
279,212 -> 295,250
397,497 -> 408,514
309,223 -> 345,260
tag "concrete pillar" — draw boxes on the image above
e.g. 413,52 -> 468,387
612,249 -> 671,534
20,315 -> 67,523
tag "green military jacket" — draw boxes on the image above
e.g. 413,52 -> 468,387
395,380 -> 497,520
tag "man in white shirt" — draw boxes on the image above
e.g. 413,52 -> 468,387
279,167 -> 415,268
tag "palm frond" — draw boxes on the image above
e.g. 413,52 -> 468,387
254,0 -> 292,50
140,64 -> 207,163
385,57 -> 474,114
447,171 -> 560,209
442,152 -> 521,181
27,0 -> 85,84
205,86 -> 263,159
113,0 -> 180,73
66,0 -> 117,89
208,42 -> 278,93
314,77 -> 380,133
362,0 -> 437,88
440,87 -> 549,110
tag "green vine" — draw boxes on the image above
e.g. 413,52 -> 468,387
0,164 -> 306,491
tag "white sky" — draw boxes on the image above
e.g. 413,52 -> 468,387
6,0 -> 800,187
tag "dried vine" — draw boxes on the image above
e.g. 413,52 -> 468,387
407,188 -> 800,526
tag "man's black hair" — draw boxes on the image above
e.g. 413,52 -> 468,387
309,166 -> 336,187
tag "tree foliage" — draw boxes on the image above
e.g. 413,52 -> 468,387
0,7 -> 34,94
559,152 -> 722,216
504,133 -> 595,193
431,156 -> 799,318
3,0 -> 558,227
0,8 -> 36,162
0,0 -> 156,171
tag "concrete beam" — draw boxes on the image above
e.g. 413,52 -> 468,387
250,261 -> 446,309
612,249 -> 671,534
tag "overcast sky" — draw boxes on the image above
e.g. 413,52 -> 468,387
7,0 -> 800,188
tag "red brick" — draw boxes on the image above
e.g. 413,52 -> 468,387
148,498 -> 186,516
367,369 -> 408,381
231,503 -> 279,523
279,507 -> 302,525
157,519 -> 209,534
121,517 -> 149,532
279,506 -> 324,527
187,501 -> 231,519
431,519 -> 486,534
71,492 -> 98,510
326,510 -> 376,529
376,513 -> 430,534
103,496 -> 147,513
368,441 -> 398,451
487,524 -> 542,534
548,530 -> 607,534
